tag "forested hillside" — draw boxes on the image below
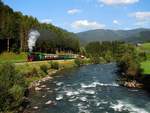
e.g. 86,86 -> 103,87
77,28 -> 150,44
36,30 -> 79,53
0,0 -> 79,53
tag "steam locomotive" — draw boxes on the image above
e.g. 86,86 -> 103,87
27,52 -> 76,61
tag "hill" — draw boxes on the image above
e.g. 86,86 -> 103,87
77,28 -> 150,44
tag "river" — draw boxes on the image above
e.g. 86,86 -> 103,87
26,63 -> 150,113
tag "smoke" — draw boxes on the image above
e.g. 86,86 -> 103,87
28,30 -> 40,52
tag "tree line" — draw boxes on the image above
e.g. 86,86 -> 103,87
0,0 -> 79,53
85,41 -> 140,78
85,41 -> 126,62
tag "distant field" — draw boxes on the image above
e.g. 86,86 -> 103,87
140,43 -> 150,50
0,52 -> 27,64
141,61 -> 150,75
137,43 -> 150,60
137,43 -> 150,51
138,43 -> 150,74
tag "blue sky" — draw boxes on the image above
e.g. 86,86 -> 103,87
2,0 -> 150,33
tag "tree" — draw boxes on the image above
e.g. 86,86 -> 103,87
0,1 -> 80,53
0,62 -> 26,112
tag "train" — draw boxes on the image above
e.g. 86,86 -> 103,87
27,52 -> 77,61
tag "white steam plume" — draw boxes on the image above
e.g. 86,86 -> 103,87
28,30 -> 40,52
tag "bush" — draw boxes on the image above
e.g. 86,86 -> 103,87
89,57 -> 106,64
118,53 -> 140,79
25,67 -> 38,78
50,62 -> 59,69
138,52 -> 147,61
9,85 -> 25,107
74,58 -> 83,66
0,62 -> 26,112
82,58 -> 90,64
40,65 -> 48,74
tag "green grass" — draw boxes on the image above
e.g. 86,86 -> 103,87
141,61 -> 150,74
15,61 -> 50,73
15,60 -> 76,85
0,52 -> 27,64
138,43 -> 150,75
140,43 -> 150,51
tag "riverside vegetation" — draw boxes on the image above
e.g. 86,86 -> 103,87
0,0 -> 150,112
84,41 -> 150,89
0,59 -> 80,113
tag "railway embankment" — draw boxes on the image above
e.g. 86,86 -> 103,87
15,59 -> 76,86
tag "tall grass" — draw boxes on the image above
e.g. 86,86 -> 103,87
0,52 -> 27,64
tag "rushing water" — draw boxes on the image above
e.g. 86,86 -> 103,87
27,63 -> 150,113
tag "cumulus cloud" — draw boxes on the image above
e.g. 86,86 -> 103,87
67,9 -> 81,15
72,20 -> 105,30
98,0 -> 139,5
131,11 -> 150,21
113,20 -> 121,25
40,19 -> 52,24
130,11 -> 150,27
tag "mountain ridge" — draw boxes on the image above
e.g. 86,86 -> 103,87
77,28 -> 150,44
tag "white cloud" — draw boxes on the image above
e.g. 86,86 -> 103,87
130,11 -> 150,27
98,0 -> 139,5
113,20 -> 121,25
72,20 -> 105,30
131,11 -> 150,21
40,19 -> 52,24
67,9 -> 81,15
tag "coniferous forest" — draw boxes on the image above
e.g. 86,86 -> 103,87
0,0 -> 79,53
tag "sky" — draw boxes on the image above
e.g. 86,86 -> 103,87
2,0 -> 150,33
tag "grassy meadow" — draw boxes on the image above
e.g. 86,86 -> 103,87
138,43 -> 150,74
141,61 -> 150,74
0,52 -> 27,64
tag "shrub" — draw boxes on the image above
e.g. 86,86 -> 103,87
25,67 -> 38,78
138,52 -> 147,61
0,62 -> 26,112
118,52 -> 140,79
50,62 -> 59,69
82,58 -> 90,64
31,67 -> 38,76
40,65 -> 48,74
74,58 -> 83,66
89,57 -> 103,64
9,85 -> 25,107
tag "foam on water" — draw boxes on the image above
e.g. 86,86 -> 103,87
79,89 -> 95,95
66,90 -> 80,97
80,97 -> 88,102
56,95 -> 63,101
81,81 -> 119,88
77,103 -> 90,113
110,100 -> 149,113
81,82 -> 97,88
56,82 -> 63,86
68,97 -> 78,102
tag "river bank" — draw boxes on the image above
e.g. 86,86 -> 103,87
24,64 -> 150,113
118,79 -> 144,89
7,60 -> 148,112
14,59 -> 77,113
